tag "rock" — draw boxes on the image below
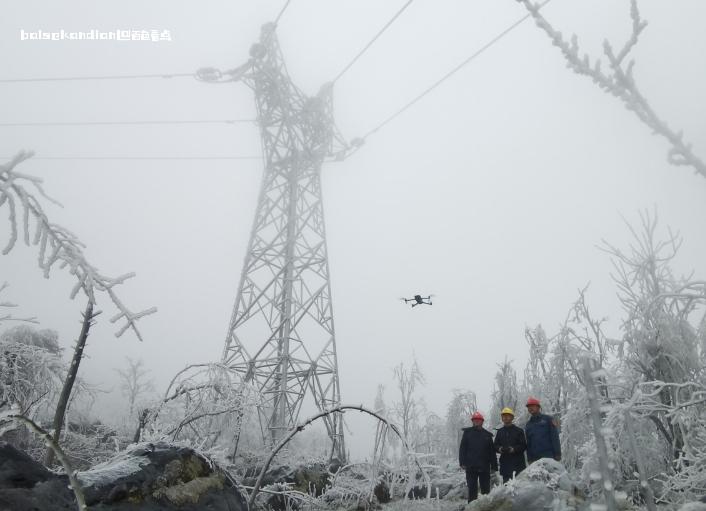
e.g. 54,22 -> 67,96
77,441 -> 248,510
680,504 -> 706,511
0,442 -> 75,511
373,479 -> 390,503
466,459 -> 584,511
430,473 -> 467,500
0,441 -> 248,511
0,441 -> 53,489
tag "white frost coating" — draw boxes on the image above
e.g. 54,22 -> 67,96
77,451 -> 149,488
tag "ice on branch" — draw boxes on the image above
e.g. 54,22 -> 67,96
516,0 -> 706,179
0,151 -> 156,340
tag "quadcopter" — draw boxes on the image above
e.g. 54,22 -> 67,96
401,294 -> 433,307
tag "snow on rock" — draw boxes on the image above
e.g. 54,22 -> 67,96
465,458 -> 584,511
76,446 -> 151,488
76,441 -> 248,510
1,440 -> 248,511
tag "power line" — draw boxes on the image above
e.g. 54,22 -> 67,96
0,72 -> 195,84
331,0 -> 415,84
359,0 -> 553,142
0,119 -> 255,127
1,156 -> 262,161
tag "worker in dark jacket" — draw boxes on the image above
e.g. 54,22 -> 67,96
459,411 -> 498,502
493,407 -> 527,482
524,397 -> 561,463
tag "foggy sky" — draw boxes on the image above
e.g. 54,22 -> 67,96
2,0 -> 705,457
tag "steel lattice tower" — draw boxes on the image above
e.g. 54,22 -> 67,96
219,23 -> 348,459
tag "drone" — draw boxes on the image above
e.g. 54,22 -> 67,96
401,294 -> 433,307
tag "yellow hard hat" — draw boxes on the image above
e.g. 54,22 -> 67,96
501,407 -> 515,416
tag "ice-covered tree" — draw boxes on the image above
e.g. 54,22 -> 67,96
1,151 -> 157,465
600,211 -> 706,504
373,383 -> 397,459
391,356 -> 426,449
444,389 -> 477,455
488,356 -> 519,429
0,325 -> 63,418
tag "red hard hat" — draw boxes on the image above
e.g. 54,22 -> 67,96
526,397 -> 541,407
471,411 -> 484,421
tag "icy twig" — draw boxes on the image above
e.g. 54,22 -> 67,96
515,0 -> 706,179
0,151 -> 156,339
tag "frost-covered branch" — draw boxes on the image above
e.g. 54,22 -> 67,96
143,363 -> 257,448
516,0 -> 706,179
0,151 -> 156,340
248,404 -> 431,508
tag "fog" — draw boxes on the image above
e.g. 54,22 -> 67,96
2,0 -> 705,458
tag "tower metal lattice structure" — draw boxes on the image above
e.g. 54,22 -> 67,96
217,23 -> 350,459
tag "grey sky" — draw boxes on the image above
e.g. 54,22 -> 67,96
2,1 -> 705,456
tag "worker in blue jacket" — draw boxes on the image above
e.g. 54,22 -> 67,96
524,397 -> 561,463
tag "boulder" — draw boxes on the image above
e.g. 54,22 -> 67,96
0,441 -> 248,511
0,442 -> 75,511
680,504 -> 706,511
77,442 -> 248,510
466,458 -> 584,511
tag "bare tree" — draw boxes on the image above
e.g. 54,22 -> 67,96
115,357 -> 155,416
391,356 -> 425,448
45,302 -> 100,466
516,0 -> 706,179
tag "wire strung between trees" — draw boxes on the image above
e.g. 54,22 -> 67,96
0,119 -> 255,127
0,72 -> 196,83
359,0 -> 553,142
0,156 -> 262,160
331,0 -> 415,84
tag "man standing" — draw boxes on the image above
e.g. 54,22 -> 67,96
524,397 -> 561,463
459,411 -> 498,503
493,407 -> 527,482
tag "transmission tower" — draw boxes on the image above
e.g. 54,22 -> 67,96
212,23 -> 350,460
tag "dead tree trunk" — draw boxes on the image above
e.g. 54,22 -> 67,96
45,301 -> 99,466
